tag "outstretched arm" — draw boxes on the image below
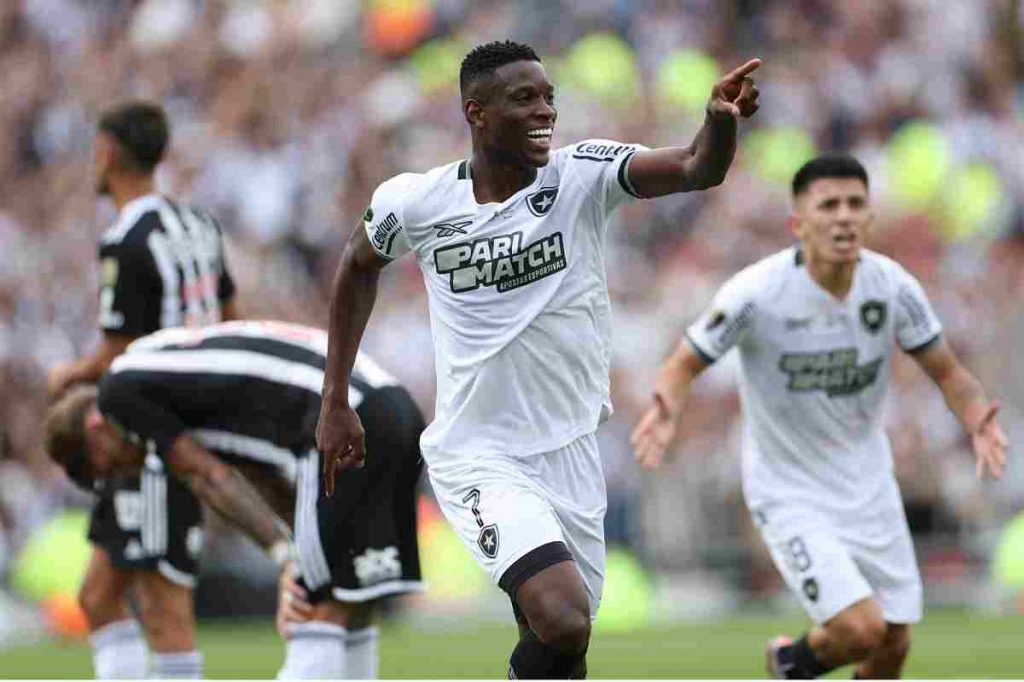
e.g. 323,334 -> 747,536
167,434 -> 293,562
627,59 -> 761,198
317,223 -> 389,495
632,339 -> 712,469
910,338 -> 1008,479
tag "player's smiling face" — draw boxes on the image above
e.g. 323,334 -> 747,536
791,177 -> 873,266
470,60 -> 557,167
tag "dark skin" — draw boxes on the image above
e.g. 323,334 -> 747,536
317,54 -> 760,667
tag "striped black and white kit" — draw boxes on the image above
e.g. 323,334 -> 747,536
97,321 -> 425,599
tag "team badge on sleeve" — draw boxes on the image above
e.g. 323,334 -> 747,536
860,300 -> 887,334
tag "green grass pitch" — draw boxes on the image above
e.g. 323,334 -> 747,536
2,610 -> 1022,678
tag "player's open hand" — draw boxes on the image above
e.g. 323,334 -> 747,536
707,58 -> 761,121
972,399 -> 1008,479
631,392 -> 682,470
316,400 -> 366,497
276,560 -> 313,637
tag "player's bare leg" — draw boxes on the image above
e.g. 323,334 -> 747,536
769,597 -> 887,678
853,623 -> 911,679
79,547 -> 148,678
508,559 -> 591,679
133,570 -> 202,678
514,606 -> 586,679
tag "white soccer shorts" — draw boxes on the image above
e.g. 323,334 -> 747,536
753,501 -> 923,625
427,432 -> 607,617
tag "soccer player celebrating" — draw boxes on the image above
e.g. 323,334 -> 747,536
44,320 -> 425,679
317,40 -> 760,678
632,154 -> 1009,679
46,100 -> 237,679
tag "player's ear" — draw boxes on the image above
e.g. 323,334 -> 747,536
464,99 -> 485,129
83,407 -> 105,434
787,212 -> 802,239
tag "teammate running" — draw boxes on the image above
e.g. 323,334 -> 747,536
44,320 -> 425,679
316,40 -> 761,678
46,100 -> 236,679
632,154 -> 1008,679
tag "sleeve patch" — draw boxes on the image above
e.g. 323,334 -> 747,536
369,212 -> 401,253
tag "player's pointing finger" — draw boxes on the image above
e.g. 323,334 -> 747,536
724,58 -> 762,82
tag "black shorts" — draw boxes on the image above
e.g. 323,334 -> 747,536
87,461 -> 204,588
296,386 -> 425,603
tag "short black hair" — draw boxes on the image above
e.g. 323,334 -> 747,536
460,40 -> 541,99
792,153 -> 869,197
98,100 -> 169,174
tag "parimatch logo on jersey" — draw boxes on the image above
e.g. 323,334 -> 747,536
434,231 -> 567,293
779,348 -> 882,397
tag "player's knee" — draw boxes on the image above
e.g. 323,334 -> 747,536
841,614 -> 887,660
529,598 -> 591,654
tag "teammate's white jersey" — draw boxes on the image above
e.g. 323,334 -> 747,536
686,247 -> 942,516
363,140 -> 647,460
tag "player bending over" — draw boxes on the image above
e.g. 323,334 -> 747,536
317,40 -> 760,678
45,320 -> 424,679
632,154 -> 1008,679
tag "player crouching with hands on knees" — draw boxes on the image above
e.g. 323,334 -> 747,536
45,320 -> 425,679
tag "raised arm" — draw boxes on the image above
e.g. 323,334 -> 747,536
317,223 -> 390,495
626,59 -> 761,198
910,338 -> 1008,479
631,339 -> 712,469
167,434 -> 293,566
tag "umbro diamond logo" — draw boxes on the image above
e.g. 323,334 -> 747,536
527,186 -> 559,216
432,220 -> 472,239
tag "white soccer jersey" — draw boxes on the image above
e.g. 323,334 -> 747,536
363,139 -> 647,460
686,247 -> 943,516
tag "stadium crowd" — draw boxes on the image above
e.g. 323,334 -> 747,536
1,0 -> 1022,610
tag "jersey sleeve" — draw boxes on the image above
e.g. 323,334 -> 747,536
98,370 -> 188,460
362,174 -> 416,261
894,267 -> 942,352
97,238 -> 163,337
562,139 -> 650,215
685,272 -> 759,363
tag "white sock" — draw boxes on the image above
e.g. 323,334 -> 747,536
89,619 -> 149,679
151,651 -> 204,679
344,626 -> 379,679
277,622 -> 347,679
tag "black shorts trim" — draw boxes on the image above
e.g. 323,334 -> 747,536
498,541 -> 574,598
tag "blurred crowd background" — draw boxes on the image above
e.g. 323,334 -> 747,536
1,0 -> 1023,636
